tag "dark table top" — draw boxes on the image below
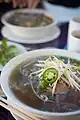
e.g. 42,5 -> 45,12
0,22 -> 68,120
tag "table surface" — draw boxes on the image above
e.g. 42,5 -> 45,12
0,22 -> 68,120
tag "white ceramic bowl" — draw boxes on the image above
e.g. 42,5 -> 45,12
1,49 -> 80,120
1,9 -> 56,39
68,30 -> 80,53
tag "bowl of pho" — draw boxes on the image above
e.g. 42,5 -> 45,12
1,49 -> 80,120
1,9 -> 56,39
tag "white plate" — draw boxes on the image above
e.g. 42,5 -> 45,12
0,41 -> 26,71
1,26 -> 60,44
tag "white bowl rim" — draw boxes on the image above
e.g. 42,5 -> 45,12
1,48 -> 80,117
71,30 -> 80,41
72,16 -> 80,24
1,9 -> 56,30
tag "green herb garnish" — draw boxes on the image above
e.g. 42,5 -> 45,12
0,38 -> 18,66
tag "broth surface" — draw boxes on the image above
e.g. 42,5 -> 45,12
7,12 -> 53,27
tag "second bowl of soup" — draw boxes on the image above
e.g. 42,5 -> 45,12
2,9 -> 56,39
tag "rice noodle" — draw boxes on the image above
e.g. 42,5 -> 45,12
29,56 -> 80,95
20,56 -> 80,102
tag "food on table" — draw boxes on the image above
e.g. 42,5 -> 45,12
9,56 -> 80,112
7,12 -> 53,27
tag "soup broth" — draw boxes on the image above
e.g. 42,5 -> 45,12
9,65 -> 43,109
9,56 -> 80,112
7,12 -> 53,27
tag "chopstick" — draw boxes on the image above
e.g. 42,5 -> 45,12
0,101 -> 33,120
0,96 -> 41,120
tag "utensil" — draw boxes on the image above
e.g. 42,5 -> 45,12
0,95 -> 41,120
